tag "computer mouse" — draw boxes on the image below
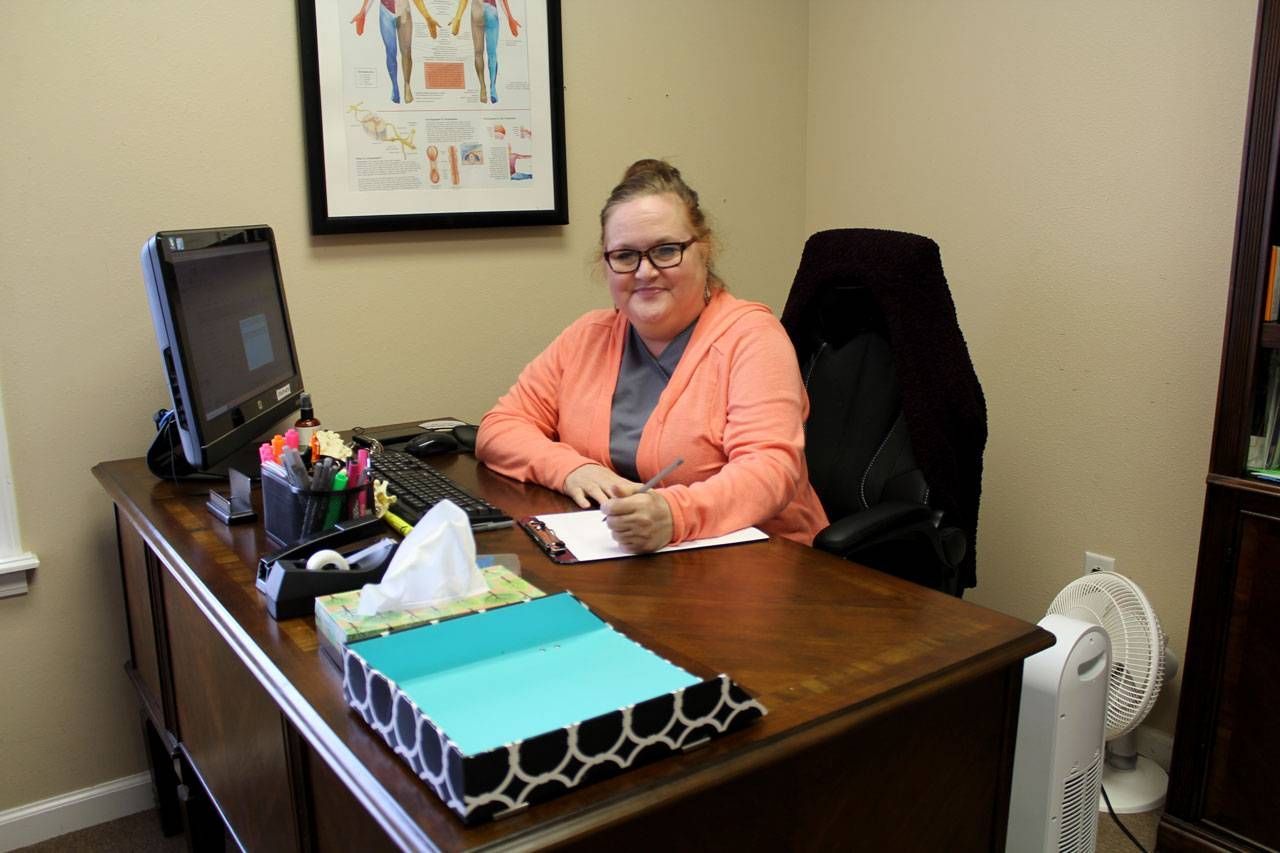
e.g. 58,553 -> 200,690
452,423 -> 478,451
404,431 -> 460,457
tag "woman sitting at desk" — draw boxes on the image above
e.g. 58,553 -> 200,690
476,159 -> 828,553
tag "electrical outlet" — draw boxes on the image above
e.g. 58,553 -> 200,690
1084,551 -> 1116,574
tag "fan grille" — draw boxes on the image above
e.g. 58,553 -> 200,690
1058,751 -> 1103,853
1047,571 -> 1165,739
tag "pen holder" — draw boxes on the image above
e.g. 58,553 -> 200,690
261,465 -> 375,547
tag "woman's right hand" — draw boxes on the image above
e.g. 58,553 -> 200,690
563,464 -> 634,508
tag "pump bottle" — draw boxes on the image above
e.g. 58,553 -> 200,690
293,392 -> 321,447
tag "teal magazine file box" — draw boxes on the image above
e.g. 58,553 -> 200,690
342,591 -> 766,824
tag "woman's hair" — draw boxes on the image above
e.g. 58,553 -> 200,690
599,159 -> 722,287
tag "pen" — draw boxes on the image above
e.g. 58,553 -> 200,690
302,459 -> 334,535
280,447 -> 309,489
602,457 -> 685,521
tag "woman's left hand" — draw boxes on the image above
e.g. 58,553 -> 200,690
601,485 -> 674,552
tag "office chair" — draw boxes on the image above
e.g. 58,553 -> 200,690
781,229 -> 987,595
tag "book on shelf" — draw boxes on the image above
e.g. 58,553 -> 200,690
1269,245 -> 1280,322
1256,350 -> 1280,471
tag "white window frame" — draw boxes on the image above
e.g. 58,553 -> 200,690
0,389 -> 38,597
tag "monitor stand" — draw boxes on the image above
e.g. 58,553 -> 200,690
207,468 -> 257,525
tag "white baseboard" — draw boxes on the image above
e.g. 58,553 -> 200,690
0,772 -> 155,852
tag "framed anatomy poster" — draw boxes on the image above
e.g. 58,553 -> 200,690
297,0 -> 568,233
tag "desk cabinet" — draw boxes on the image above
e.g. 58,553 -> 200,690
116,514 -> 169,733
115,499 -> 398,850
1158,1 -> 1280,849
162,566 -> 301,851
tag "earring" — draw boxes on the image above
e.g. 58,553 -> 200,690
703,282 -> 712,304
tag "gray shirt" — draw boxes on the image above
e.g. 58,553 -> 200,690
609,320 -> 698,481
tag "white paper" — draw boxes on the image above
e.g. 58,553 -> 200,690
418,418 -> 466,430
531,510 -> 767,563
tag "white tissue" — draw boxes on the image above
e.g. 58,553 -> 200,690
356,500 -> 488,615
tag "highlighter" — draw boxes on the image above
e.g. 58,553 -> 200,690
323,470 -> 349,529
383,510 -> 413,538
345,449 -> 367,518
355,448 -> 371,516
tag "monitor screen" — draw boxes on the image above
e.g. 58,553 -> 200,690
142,226 -> 304,475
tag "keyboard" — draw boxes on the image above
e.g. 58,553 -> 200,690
369,450 -> 513,531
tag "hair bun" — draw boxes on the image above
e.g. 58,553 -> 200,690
622,158 -> 680,183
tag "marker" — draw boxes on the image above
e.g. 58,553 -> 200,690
602,458 -> 685,521
323,470 -> 349,529
280,446 -> 310,489
383,509 -> 413,537
354,448 -> 370,516
346,450 -> 366,517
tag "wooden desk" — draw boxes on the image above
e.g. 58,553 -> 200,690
95,453 -> 1050,851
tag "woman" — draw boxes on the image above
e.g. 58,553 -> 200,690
476,159 -> 827,552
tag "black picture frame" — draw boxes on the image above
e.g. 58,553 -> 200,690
296,0 -> 567,234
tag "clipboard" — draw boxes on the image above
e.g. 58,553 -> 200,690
520,509 -> 767,564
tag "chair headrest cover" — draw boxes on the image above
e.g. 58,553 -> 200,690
781,228 -> 987,588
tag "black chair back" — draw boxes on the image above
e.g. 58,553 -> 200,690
803,287 -> 928,519
782,229 -> 986,594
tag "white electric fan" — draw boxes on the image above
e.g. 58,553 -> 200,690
1047,570 -> 1172,814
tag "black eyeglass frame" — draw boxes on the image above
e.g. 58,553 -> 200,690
603,238 -> 699,273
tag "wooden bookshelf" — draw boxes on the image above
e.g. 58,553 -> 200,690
1158,2 -> 1280,850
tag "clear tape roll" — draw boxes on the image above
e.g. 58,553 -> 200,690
306,548 -> 350,572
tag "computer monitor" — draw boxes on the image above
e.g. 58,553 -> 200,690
141,225 -> 304,477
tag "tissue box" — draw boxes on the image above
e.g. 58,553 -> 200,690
342,592 -> 767,824
315,555 -> 540,668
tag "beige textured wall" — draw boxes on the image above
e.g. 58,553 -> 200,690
0,0 -> 1259,815
805,0 -> 1257,733
0,2 -> 808,810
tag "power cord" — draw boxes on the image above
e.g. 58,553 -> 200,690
1100,784 -> 1149,853
146,408 -> 218,481
155,409 -> 179,482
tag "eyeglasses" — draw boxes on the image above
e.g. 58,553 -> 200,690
603,238 -> 697,273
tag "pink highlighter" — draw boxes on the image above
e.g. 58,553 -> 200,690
354,448 -> 370,516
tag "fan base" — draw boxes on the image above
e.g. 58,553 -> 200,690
1098,755 -> 1167,814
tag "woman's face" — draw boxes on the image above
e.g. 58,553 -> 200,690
602,193 -> 708,355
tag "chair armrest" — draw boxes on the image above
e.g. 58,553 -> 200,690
813,501 -> 933,556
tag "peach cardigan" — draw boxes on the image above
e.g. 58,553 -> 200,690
476,291 -> 828,545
